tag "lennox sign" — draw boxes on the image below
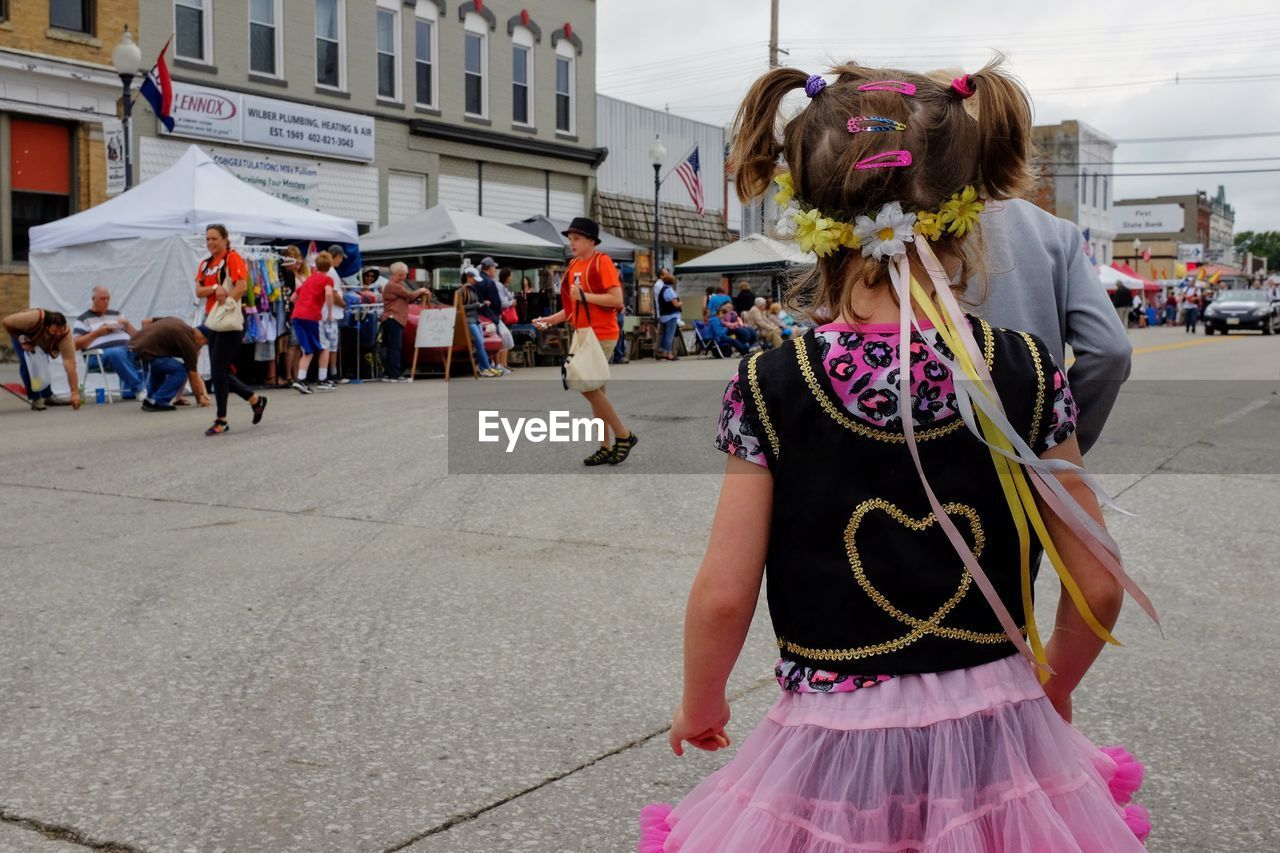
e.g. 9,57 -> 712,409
169,83 -> 239,142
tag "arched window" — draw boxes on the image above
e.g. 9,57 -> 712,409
463,11 -> 489,117
555,39 -> 575,134
414,2 -> 439,108
512,25 -> 535,126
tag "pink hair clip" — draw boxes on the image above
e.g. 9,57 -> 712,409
848,115 -> 907,134
858,80 -> 917,96
951,74 -> 976,99
854,150 -> 913,170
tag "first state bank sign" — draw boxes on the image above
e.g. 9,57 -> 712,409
163,82 -> 375,163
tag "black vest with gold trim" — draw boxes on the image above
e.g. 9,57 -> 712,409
740,318 -> 1057,675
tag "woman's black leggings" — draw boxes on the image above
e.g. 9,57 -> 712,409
207,328 -> 254,418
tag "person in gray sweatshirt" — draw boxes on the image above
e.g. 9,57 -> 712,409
967,198 -> 1131,454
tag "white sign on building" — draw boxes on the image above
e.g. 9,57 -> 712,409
1177,243 -> 1205,263
1113,203 -> 1185,235
241,95 -> 375,161
165,83 -> 375,162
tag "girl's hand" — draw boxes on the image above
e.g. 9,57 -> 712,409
214,285 -> 229,302
668,698 -> 731,757
571,284 -> 585,303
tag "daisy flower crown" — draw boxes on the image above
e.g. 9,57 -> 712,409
772,171 -> 985,262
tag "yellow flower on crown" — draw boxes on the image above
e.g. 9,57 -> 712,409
773,172 -> 795,207
794,208 -> 841,257
834,221 -> 861,251
937,186 -> 984,238
914,210 -> 944,241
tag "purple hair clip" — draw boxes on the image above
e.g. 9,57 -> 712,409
858,80 -> 917,96
804,75 -> 827,98
854,150 -> 913,170
848,115 -> 907,134
951,74 -> 976,99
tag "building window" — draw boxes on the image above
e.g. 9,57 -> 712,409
9,119 -> 73,263
1,1 -> 11,24
1080,170 -> 1088,207
376,1 -> 400,100
463,14 -> 487,117
414,8 -> 436,108
512,43 -> 531,125
174,0 -> 210,62
1102,175 -> 1109,210
555,43 -> 575,134
50,0 -> 93,34
315,0 -> 345,89
249,0 -> 281,76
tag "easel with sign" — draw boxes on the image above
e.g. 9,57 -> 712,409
409,292 -> 478,381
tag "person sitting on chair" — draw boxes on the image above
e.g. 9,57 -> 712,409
719,305 -> 757,349
709,304 -> 751,355
743,297 -> 783,349
73,286 -> 147,400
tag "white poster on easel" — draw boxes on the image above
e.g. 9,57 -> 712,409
415,307 -> 457,347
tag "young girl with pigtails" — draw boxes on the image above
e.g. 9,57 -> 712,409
639,58 -> 1158,852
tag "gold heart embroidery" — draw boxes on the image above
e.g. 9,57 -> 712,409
846,498 -> 1007,644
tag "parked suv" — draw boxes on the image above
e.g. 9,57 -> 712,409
1203,289 -> 1280,335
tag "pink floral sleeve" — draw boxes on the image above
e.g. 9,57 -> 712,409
1041,360 -> 1077,453
714,372 -> 769,468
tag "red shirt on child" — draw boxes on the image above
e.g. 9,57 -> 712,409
292,272 -> 332,322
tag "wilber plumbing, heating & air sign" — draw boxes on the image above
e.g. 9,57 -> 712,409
163,82 -> 375,163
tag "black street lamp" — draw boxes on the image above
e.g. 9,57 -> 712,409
111,26 -> 142,190
649,136 -> 667,281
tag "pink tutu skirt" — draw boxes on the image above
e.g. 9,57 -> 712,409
639,655 -> 1150,852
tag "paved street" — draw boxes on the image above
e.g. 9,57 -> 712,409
1,324 -> 1278,852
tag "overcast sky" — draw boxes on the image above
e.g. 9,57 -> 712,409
597,1 -> 1279,234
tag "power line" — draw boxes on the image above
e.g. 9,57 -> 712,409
1045,157 -> 1280,166
1044,168 -> 1280,177
1114,131 -> 1280,143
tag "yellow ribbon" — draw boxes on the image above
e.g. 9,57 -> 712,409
908,283 -> 1120,680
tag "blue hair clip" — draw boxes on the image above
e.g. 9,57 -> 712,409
848,115 -> 907,134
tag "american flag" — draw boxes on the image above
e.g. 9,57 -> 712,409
675,146 -> 704,214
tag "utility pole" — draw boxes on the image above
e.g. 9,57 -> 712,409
769,0 -> 779,68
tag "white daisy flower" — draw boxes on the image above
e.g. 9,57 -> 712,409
773,201 -> 802,239
853,201 -> 917,261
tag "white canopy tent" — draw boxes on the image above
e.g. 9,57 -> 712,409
674,233 -> 815,275
27,144 -> 357,320
24,145 -> 357,397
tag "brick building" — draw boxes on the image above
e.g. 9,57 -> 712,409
0,0 -> 139,318
133,0 -> 603,236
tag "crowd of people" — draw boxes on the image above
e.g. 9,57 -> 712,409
697,281 -> 806,356
1109,278 -> 1280,333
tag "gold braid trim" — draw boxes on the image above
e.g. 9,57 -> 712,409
795,325 -> 996,444
746,350 -> 779,459
1017,331 -> 1046,451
